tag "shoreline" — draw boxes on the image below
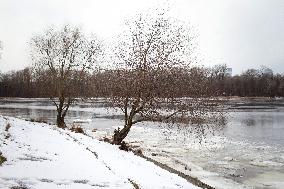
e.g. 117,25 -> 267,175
137,153 -> 215,189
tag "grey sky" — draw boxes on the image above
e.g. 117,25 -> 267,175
0,0 -> 284,74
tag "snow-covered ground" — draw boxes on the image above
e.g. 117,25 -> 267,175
0,116 -> 199,189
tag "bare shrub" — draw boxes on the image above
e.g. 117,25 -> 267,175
29,117 -> 48,124
5,123 -> 11,132
0,152 -> 7,166
35,117 -> 48,124
70,124 -> 85,134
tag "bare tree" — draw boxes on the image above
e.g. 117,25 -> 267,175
210,64 -> 228,80
108,12 -> 221,145
30,25 -> 101,128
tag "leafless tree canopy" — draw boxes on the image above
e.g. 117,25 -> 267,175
2,65 -> 283,98
30,25 -> 101,128
106,12 -> 223,145
115,12 -> 195,70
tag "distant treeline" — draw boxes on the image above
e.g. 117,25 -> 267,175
0,65 -> 283,98
212,66 -> 284,97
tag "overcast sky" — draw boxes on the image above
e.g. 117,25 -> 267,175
0,0 -> 284,74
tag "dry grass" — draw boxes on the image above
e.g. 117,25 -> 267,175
128,179 -> 140,189
5,123 -> 11,132
0,152 -> 7,166
30,117 -> 48,124
70,124 -> 85,134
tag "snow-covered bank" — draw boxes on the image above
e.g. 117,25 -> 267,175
0,116 -> 199,189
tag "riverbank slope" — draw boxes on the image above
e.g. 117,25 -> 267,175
0,116 -> 199,189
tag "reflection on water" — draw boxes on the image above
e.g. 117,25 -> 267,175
242,118 -> 256,126
225,111 -> 284,146
0,107 -> 94,124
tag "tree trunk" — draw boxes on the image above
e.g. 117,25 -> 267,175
112,105 -> 137,145
112,123 -> 132,145
57,114 -> 66,129
56,98 -> 67,129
